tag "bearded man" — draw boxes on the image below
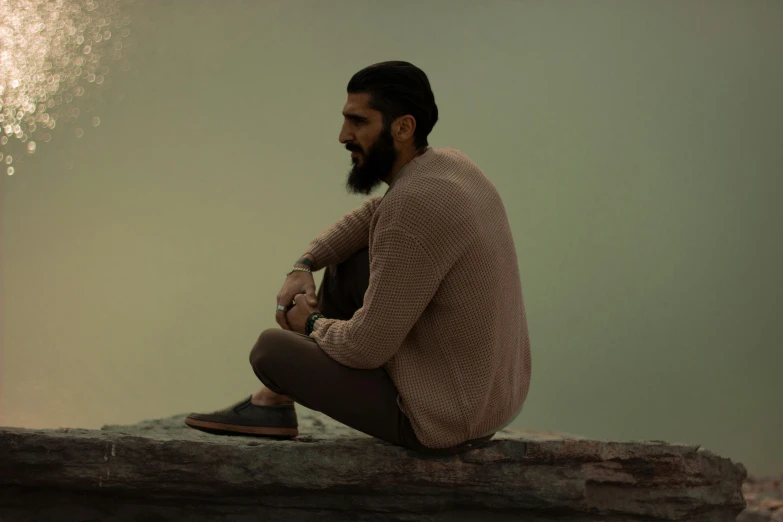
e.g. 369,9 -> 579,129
185,61 -> 532,454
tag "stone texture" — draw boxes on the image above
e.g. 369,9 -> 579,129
0,409 -> 747,521
739,475 -> 783,522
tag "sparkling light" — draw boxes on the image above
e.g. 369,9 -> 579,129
0,0 -> 134,174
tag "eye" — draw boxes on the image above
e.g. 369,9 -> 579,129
345,116 -> 368,126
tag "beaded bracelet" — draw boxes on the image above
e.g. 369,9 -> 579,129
305,312 -> 325,336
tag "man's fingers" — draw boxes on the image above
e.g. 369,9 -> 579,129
276,310 -> 291,330
303,279 -> 318,306
275,293 -> 292,330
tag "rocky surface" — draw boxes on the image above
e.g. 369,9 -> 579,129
739,475 -> 783,522
0,408 -> 748,521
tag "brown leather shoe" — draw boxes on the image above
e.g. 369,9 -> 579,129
184,395 -> 298,437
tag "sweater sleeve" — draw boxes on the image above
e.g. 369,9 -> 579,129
309,226 -> 441,369
305,196 -> 382,271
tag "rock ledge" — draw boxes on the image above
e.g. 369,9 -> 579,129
0,409 -> 747,521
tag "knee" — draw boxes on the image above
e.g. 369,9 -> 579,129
249,329 -> 288,370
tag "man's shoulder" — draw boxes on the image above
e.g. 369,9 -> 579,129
427,147 -> 476,169
401,148 -> 483,201
378,155 -> 477,235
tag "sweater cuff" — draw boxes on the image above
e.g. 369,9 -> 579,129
305,241 -> 338,272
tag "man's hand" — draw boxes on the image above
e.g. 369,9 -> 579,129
276,257 -> 319,331
286,293 -> 321,335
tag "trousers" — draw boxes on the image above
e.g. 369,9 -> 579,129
249,247 -> 494,454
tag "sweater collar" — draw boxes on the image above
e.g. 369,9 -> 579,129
384,147 -> 433,195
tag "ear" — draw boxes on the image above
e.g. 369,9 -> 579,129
392,115 -> 417,143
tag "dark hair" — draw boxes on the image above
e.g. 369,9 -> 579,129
347,61 -> 439,149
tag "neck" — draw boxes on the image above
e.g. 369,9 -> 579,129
385,145 -> 428,186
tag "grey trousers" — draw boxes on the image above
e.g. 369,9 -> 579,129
249,247 -> 494,454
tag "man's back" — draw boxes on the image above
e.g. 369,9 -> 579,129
313,147 -> 532,448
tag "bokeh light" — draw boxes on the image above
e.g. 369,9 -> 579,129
0,0 -> 135,174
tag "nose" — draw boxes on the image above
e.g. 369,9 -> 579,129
338,121 -> 353,145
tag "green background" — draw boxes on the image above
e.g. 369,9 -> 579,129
1,0 -> 781,476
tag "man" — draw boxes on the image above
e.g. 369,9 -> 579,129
185,61 -> 532,454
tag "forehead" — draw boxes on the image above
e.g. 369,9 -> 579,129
342,92 -> 379,120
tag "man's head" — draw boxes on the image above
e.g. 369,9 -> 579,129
340,61 -> 439,195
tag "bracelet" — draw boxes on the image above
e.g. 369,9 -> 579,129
305,313 -> 325,336
305,313 -> 323,335
287,267 -> 311,276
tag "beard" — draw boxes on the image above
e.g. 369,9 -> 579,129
345,125 -> 399,196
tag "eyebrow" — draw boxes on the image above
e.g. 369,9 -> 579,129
342,111 -> 369,123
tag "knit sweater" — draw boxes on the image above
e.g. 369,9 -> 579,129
305,147 -> 532,449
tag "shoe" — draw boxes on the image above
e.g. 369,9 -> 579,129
184,395 -> 298,437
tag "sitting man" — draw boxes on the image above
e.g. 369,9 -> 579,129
185,61 -> 532,454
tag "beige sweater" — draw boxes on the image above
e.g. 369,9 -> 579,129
306,148 -> 532,448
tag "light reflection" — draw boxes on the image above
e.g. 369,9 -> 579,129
0,0 -> 135,174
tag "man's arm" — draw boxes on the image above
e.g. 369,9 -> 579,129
302,196 -> 382,271
309,225 -> 441,369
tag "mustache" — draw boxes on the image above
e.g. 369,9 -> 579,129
345,144 -> 362,153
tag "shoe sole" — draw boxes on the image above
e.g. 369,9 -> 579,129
184,417 -> 299,437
